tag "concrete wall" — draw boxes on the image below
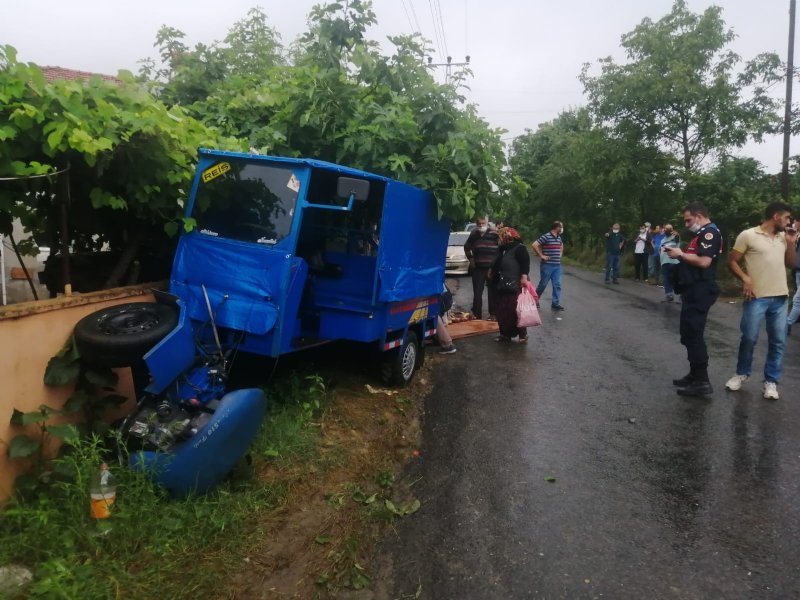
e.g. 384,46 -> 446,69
0,286 -> 157,502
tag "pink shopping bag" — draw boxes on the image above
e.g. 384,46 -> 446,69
517,284 -> 542,327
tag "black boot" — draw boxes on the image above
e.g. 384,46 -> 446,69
677,365 -> 712,396
672,373 -> 693,386
676,381 -> 714,396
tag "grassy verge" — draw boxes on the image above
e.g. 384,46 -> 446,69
0,364 -> 425,599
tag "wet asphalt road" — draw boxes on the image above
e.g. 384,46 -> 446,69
374,264 -> 800,599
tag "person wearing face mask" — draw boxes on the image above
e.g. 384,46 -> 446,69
724,201 -> 797,400
650,225 -> 665,285
464,216 -> 500,320
659,224 -> 680,302
604,223 -> 625,284
490,227 -> 531,342
532,221 -> 566,311
633,223 -> 651,282
663,202 -> 722,397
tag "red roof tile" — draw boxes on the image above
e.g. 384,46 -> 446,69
39,66 -> 122,85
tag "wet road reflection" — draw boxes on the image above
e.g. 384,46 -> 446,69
375,266 -> 800,599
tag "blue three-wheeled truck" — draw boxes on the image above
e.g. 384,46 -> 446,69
74,149 -> 450,495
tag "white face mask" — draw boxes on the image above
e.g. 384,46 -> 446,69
612,228 -> 620,233
560,228 -> 564,235
478,225 -> 488,233
689,223 -> 701,233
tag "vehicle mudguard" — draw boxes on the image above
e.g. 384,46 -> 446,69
129,388 -> 267,497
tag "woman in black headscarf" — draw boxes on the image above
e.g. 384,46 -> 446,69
490,227 -> 531,342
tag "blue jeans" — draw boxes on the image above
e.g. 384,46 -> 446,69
661,263 -> 675,297
605,254 -> 621,282
735,296 -> 788,383
536,262 -> 562,306
787,272 -> 800,330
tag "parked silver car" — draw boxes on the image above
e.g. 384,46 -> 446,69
445,231 -> 471,275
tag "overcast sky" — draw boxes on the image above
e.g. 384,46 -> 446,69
1,0 -> 796,171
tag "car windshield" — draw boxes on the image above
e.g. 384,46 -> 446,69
192,159 -> 299,245
448,232 -> 470,245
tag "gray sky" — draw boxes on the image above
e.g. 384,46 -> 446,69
1,0 -> 795,171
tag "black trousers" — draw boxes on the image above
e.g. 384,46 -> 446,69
634,253 -> 648,279
679,281 -> 719,374
471,267 -> 496,318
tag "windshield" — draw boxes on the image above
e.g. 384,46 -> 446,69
448,232 -> 470,246
193,159 -> 300,245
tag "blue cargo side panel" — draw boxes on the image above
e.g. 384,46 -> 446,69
170,234 -> 282,335
377,181 -> 449,302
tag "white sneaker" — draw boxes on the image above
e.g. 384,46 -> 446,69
725,374 -> 749,391
763,382 -> 779,400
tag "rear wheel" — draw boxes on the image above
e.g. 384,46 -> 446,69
74,302 -> 179,368
381,331 -> 420,387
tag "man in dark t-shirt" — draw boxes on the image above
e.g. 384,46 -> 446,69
663,202 -> 722,397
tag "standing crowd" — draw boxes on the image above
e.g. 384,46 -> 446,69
445,202 -> 799,401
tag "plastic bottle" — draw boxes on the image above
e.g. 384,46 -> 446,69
89,463 -> 116,521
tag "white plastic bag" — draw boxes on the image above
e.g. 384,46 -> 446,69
516,285 -> 542,328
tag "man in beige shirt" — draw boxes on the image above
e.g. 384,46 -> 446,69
726,201 -> 797,400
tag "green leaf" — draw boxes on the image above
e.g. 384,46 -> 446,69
164,221 -> 180,237
314,536 -> 332,545
10,408 -> 52,425
544,476 -> 557,483
264,449 -> 279,457
45,424 -> 79,440
85,368 -> 119,388
8,434 -> 40,459
0,125 -> 17,141
63,391 -> 89,414
43,354 -> 80,386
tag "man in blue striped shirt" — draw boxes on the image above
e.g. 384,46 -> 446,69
532,221 -> 565,311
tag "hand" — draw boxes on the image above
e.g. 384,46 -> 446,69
663,246 -> 679,259
520,274 -> 529,285
786,227 -> 798,245
742,276 -> 755,300
540,255 -> 549,262
469,258 -> 475,269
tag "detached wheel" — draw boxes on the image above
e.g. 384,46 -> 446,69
381,331 -> 420,387
74,302 -> 179,368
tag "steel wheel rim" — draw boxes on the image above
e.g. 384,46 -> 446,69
98,307 -> 160,335
401,341 -> 417,380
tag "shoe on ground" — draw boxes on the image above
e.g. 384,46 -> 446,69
644,279 -> 650,283
612,280 -> 620,284
657,284 -> 664,288
672,373 -> 693,386
486,315 -> 497,321
605,280 -> 611,284
551,305 -> 565,311
725,374 -> 749,391
677,381 -> 714,396
661,295 -> 674,303
763,381 -> 779,400
439,345 -> 457,354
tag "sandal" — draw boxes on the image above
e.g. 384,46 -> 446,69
518,336 -> 528,344
494,335 -> 510,342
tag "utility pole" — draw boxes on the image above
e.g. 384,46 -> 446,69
782,0 -> 796,201
426,55 -> 470,84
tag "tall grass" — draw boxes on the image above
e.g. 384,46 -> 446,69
0,371 -> 329,599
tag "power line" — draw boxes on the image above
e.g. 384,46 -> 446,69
434,0 -> 449,58
399,0 -> 415,35
407,0 -> 424,37
427,0 -> 445,60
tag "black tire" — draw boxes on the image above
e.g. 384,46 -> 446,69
380,331 -> 419,387
74,302 -> 179,368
